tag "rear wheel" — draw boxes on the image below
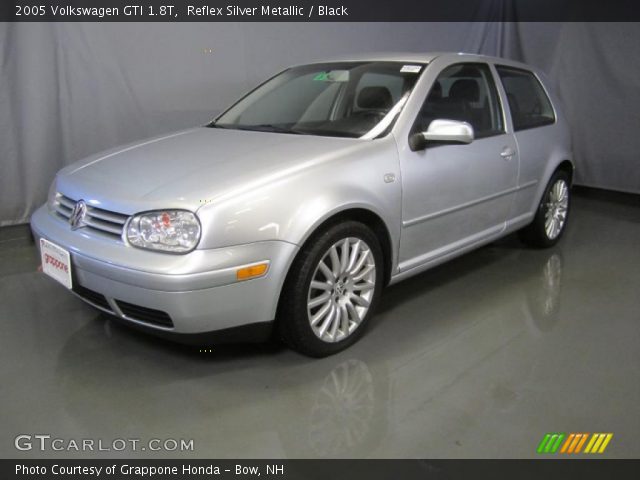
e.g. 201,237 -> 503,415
278,221 -> 384,357
519,170 -> 571,248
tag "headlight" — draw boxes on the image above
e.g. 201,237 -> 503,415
126,210 -> 201,253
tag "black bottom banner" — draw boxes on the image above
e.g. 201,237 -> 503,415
3,459 -> 640,480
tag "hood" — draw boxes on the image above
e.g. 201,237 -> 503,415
57,127 -> 364,215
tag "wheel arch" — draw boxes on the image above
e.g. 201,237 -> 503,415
300,207 -> 394,287
518,158 -> 574,248
530,158 -> 574,215
555,159 -> 574,185
273,206 -> 395,331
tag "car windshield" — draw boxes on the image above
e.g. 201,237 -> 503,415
210,62 -> 426,138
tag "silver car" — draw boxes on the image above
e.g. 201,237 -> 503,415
31,53 -> 572,357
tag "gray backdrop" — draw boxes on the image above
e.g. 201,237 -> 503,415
1,22 -> 639,226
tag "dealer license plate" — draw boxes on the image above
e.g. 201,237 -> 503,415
40,238 -> 72,289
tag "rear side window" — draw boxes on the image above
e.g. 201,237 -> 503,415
496,66 -> 555,131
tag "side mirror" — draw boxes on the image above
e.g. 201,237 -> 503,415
409,119 -> 475,151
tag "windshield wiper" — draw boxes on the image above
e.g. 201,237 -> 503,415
207,122 -> 234,129
242,124 -> 303,134
207,122 -> 302,135
293,128 -> 361,138
233,124 -> 303,134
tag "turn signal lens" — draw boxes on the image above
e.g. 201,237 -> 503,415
236,263 -> 269,281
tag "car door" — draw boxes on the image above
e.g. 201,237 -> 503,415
398,62 -> 518,271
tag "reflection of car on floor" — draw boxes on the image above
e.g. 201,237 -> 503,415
31,52 -> 573,356
53,246 -> 564,458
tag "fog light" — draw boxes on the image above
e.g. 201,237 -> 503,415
236,262 -> 269,281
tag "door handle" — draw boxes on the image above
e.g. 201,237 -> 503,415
500,147 -> 516,160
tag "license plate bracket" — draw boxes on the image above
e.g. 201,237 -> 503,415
40,238 -> 73,289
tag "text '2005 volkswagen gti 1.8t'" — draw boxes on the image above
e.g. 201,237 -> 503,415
31,53 -> 572,357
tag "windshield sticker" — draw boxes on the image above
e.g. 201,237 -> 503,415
400,65 -> 422,73
313,70 -> 350,82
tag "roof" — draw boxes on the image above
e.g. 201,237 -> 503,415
306,52 -> 446,64
294,52 -> 533,71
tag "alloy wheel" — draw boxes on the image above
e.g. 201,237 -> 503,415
307,237 -> 376,343
544,179 -> 569,240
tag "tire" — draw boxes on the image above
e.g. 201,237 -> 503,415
278,221 -> 384,357
519,170 -> 571,248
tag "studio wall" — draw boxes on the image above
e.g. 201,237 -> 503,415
1,22 -> 638,225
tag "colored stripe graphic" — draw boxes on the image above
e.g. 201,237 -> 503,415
538,433 -> 613,454
550,433 -> 565,453
575,433 -> 589,453
560,433 -> 589,454
584,433 -> 613,454
560,433 -> 575,453
537,434 -> 552,453
537,433 -> 565,453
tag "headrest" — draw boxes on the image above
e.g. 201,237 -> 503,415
428,80 -> 443,101
449,79 -> 480,102
357,86 -> 393,110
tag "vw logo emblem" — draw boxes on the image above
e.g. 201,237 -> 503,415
69,200 -> 87,230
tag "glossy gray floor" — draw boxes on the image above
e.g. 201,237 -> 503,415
1,189 -> 638,459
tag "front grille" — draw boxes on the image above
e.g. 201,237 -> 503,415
54,194 -> 129,238
116,300 -> 174,328
73,284 -> 112,312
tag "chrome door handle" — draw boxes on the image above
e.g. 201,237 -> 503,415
500,147 -> 516,160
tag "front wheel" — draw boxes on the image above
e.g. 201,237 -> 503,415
519,170 -> 571,248
278,221 -> 384,357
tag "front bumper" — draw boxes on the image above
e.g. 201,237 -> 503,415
31,205 -> 298,337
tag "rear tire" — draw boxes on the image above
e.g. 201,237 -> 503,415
519,170 -> 571,248
278,221 -> 384,357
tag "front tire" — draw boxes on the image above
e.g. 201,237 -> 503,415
519,170 -> 571,248
278,221 -> 384,357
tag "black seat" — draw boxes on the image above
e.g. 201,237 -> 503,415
449,79 -> 490,133
427,80 -> 443,101
449,79 -> 480,104
416,82 -> 469,131
356,86 -> 393,110
420,98 -> 469,129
